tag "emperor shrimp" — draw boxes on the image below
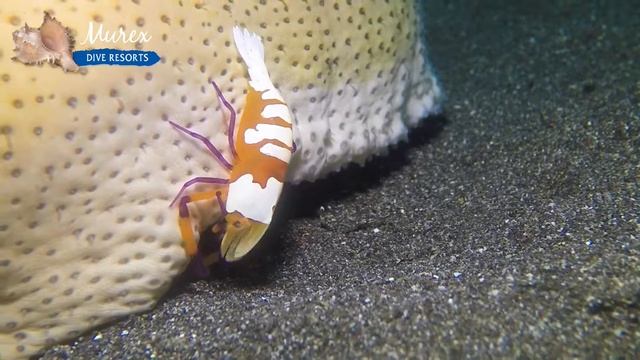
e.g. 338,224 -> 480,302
169,26 -> 294,262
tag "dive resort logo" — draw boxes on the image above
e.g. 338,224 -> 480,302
11,12 -> 160,72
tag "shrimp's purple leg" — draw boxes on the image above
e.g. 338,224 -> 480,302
169,121 -> 233,170
177,195 -> 198,256
188,252 -> 211,278
176,189 -> 224,257
211,80 -> 238,158
170,177 -> 229,207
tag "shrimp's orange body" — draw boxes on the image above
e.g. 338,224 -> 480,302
169,27 -> 294,263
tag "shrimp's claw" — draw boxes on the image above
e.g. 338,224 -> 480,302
220,213 -> 269,262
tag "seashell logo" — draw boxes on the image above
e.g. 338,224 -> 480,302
11,11 -> 160,72
11,12 -> 79,72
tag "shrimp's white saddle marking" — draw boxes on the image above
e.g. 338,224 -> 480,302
244,124 -> 292,145
259,143 -> 292,163
260,88 -> 285,102
226,174 -> 282,223
261,104 -> 292,123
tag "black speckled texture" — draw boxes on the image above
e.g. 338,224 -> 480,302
43,0 -> 639,358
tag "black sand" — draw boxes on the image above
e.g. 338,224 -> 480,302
43,0 -> 639,358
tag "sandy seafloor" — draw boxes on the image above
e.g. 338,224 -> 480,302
43,0 -> 639,358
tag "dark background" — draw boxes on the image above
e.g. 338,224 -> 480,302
44,0 -> 639,358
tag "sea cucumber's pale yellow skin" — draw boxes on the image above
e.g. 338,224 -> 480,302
0,1 -> 442,358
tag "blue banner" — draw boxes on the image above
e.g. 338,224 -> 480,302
72,49 -> 160,67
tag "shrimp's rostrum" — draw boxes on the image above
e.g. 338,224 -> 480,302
170,26 -> 294,262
